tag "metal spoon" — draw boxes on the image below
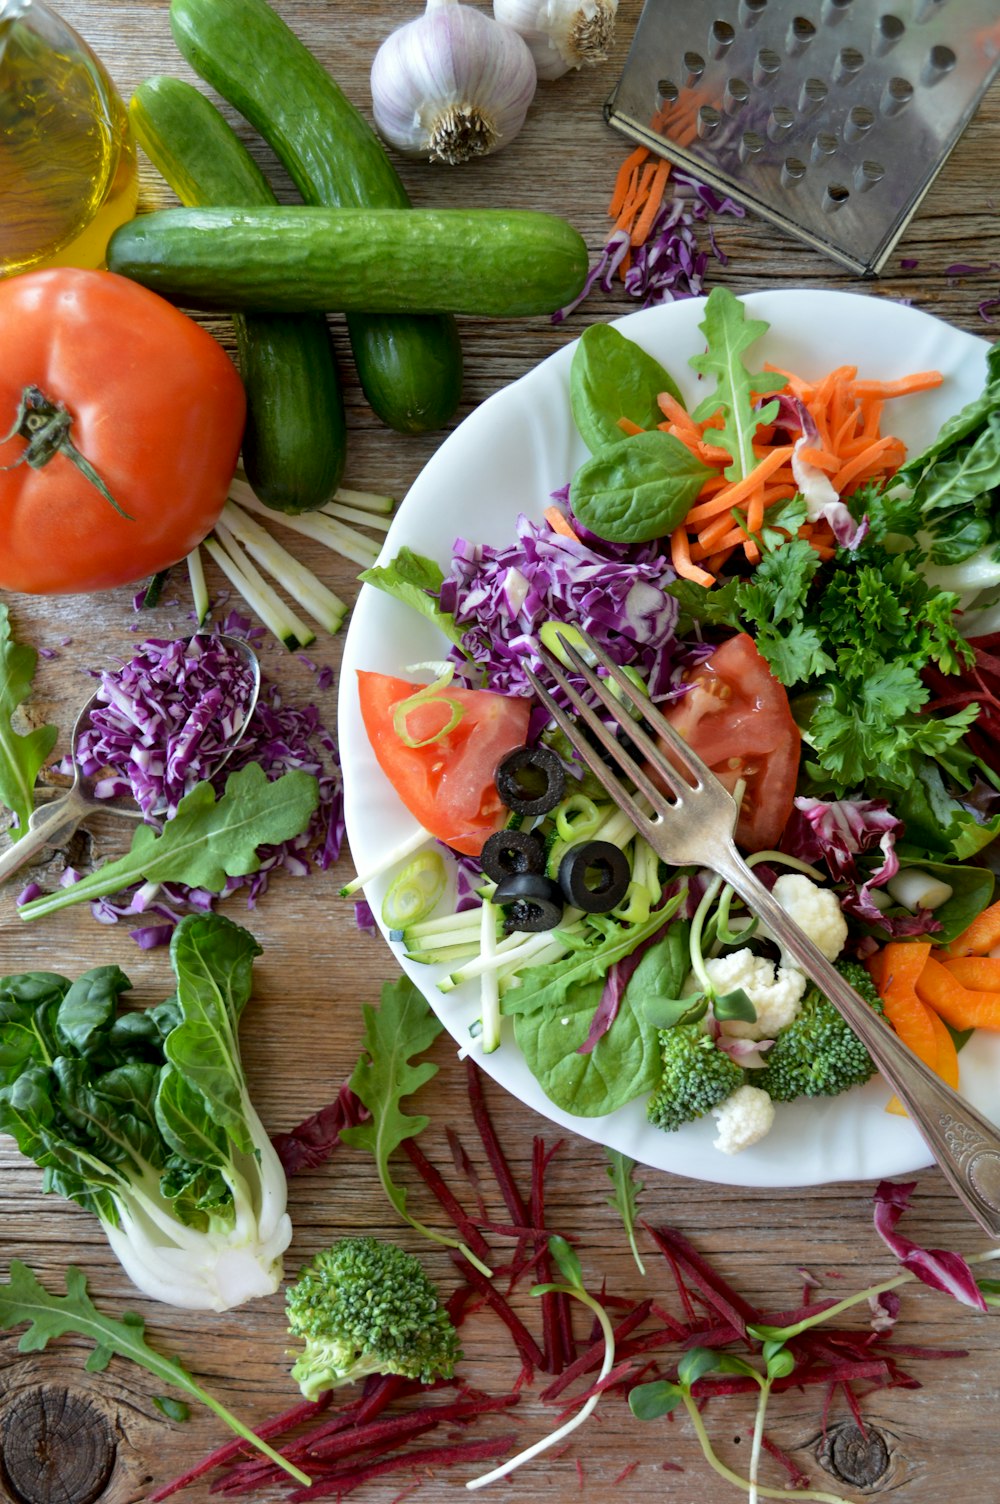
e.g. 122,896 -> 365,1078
0,633 -> 261,887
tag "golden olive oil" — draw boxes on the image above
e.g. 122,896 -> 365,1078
0,0 -> 138,276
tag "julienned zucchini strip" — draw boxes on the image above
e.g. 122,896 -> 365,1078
129,75 -> 346,514
168,0 -> 463,436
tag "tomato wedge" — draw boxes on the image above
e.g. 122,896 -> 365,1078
663,634 -> 800,851
357,671 -> 531,856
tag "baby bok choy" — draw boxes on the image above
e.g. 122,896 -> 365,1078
0,913 -> 291,1312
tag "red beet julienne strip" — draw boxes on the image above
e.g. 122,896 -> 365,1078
304,1391 -> 521,1463
759,1432 -> 812,1490
401,1137 -> 493,1266
540,1300 -> 654,1404
531,1135 -> 575,1374
148,1396 -> 334,1501
643,1223 -> 760,1338
465,1057 -> 530,1227
448,1251 -> 546,1374
446,1123 -> 489,1219
285,1433 -> 521,1503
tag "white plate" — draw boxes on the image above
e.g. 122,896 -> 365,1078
340,288 -> 1000,1189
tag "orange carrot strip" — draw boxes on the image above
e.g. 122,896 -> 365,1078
683,445 -> 795,525
608,145 -> 649,216
544,506 -> 579,541
941,956 -> 1000,991
873,942 -> 940,1072
916,955 -> 1000,1032
831,436 -> 900,492
795,445 -> 839,472
693,441 -> 732,465
630,157 -> 671,245
851,371 -> 943,398
706,545 -> 738,574
927,1007 -> 961,1089
616,416 -> 645,436
744,488 -> 765,562
670,526 -> 714,587
656,391 -> 698,432
697,512 -> 739,550
764,364 -> 814,399
945,899 -> 1000,957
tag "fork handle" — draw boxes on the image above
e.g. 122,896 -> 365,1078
0,786 -> 93,888
714,843 -> 1000,1239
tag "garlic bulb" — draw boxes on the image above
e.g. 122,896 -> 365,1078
370,0 -> 538,166
493,0 -> 618,82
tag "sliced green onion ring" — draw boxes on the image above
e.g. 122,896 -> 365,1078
381,850 -> 448,929
392,667 -> 465,748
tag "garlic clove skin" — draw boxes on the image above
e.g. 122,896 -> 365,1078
492,0 -> 619,82
371,0 -> 538,166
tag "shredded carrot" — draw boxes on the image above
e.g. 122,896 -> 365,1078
831,435 -> 904,493
608,145 -> 649,218
851,371 -> 944,398
670,526 -> 714,587
684,445 -> 795,526
543,506 -> 579,541
744,488 -> 765,561
656,391 -> 698,433
946,899 -> 1000,957
630,157 -> 671,245
616,416 -> 645,436
795,445 -> 838,472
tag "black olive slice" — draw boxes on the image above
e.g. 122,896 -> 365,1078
558,840 -> 631,913
493,871 -> 565,933
480,829 -> 546,883
495,744 -> 567,817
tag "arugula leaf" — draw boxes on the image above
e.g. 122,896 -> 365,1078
604,1148 -> 645,1276
570,430 -> 712,544
18,763 -> 319,922
359,548 -> 466,648
0,1261 -> 310,1487
570,323 -> 685,454
688,287 -> 787,481
0,604 -> 58,841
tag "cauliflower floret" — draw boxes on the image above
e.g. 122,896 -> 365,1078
711,1084 -> 776,1154
771,874 -> 848,962
703,948 -> 807,1041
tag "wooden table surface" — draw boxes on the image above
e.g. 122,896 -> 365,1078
2,3 -> 1000,1502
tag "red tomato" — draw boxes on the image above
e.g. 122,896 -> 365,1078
663,634 -> 800,851
0,268 -> 245,594
358,671 -> 532,856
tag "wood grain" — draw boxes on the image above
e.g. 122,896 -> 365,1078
2,3 -> 999,1503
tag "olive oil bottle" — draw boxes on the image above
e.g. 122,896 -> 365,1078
0,0 -> 138,276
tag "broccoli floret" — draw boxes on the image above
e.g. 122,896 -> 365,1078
285,1237 -> 461,1401
755,960 -> 885,1103
646,1024 -> 746,1134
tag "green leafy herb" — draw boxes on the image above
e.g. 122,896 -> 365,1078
153,1396 -> 191,1422
18,762 -> 319,922
0,604 -> 57,842
569,429 -> 712,544
0,1261 -> 310,1488
359,547 -> 466,648
570,323 -> 685,454
688,287 -> 788,481
342,976 -> 489,1274
604,1148 -> 645,1276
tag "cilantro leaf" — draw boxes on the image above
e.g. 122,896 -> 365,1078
18,763 -> 319,922
688,288 -> 788,481
0,605 -> 58,840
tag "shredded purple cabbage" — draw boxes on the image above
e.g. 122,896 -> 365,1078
873,1181 -> 988,1310
441,512 -> 683,704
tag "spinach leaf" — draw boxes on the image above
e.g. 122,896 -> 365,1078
910,412 -> 1000,518
569,430 -> 712,544
689,287 -> 787,481
889,860 -> 994,945
570,323 -> 685,454
0,604 -> 58,841
359,547 -> 466,648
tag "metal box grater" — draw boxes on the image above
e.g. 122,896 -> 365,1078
604,0 -> 1000,276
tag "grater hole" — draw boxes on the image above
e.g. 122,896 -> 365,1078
854,159 -> 885,192
740,0 -> 768,27
881,75 -> 914,115
799,76 -> 829,114
822,0 -> 854,21
657,78 -> 679,106
914,0 -> 949,22
844,105 -> 875,143
724,77 -> 751,115
709,19 -> 735,58
787,16 -> 816,56
740,130 -> 765,164
823,183 -> 851,212
834,46 -> 865,84
767,105 -> 795,142
923,44 -> 957,84
781,157 -> 808,188
697,105 -> 723,139
754,48 -> 782,87
684,50 -> 706,85
873,13 -> 905,55
811,132 -> 839,164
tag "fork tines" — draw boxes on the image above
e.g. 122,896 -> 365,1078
524,628 -> 726,829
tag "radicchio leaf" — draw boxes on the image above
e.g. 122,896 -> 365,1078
873,1180 -> 988,1310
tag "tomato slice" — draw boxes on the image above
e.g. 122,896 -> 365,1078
663,635 -> 801,851
358,671 -> 532,856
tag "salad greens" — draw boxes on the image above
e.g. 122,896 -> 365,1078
569,321 -> 684,454
17,761 -> 319,921
688,287 -> 787,480
0,913 -> 292,1312
0,603 -> 57,841
569,428 -> 711,544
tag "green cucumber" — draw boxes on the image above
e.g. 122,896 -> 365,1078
107,207 -> 590,317
129,76 -> 345,514
168,0 -> 463,435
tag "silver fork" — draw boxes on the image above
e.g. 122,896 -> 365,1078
526,628 -> 1000,1238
